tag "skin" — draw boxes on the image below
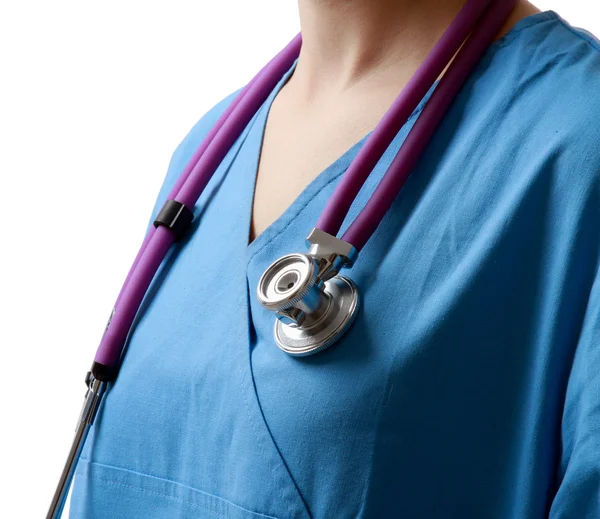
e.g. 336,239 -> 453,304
249,0 -> 541,243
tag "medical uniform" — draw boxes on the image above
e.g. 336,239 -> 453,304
71,11 -> 600,518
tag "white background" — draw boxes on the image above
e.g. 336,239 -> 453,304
0,1 -> 597,517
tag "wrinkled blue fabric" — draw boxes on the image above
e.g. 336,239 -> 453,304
70,11 -> 600,519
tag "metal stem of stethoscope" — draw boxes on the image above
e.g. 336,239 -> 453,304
46,0 -> 517,516
46,377 -> 107,519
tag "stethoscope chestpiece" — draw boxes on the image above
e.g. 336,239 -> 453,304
256,229 -> 360,357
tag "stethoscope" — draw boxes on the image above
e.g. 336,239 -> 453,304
47,0 -> 516,516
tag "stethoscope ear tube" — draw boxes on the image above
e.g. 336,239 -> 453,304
46,34 -> 304,519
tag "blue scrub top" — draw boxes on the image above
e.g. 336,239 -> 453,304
71,11 -> 600,519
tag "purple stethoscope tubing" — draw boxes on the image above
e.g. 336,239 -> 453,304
96,36 -> 303,370
342,0 -> 518,249
111,36 -> 303,314
93,0 -> 515,378
47,2 -> 519,517
317,0 -> 496,241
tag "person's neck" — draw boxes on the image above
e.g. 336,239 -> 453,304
292,0 -> 538,97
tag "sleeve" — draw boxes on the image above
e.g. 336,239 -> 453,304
547,95 -> 600,515
144,89 -> 241,232
548,93 -> 600,517
549,262 -> 600,517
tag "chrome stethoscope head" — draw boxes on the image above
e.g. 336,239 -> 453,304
256,228 -> 360,356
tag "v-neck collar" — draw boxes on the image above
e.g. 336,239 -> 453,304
242,10 -> 560,265
243,71 -> 425,265
242,58 -> 377,263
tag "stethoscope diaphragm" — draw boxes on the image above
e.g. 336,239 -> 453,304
257,251 -> 360,356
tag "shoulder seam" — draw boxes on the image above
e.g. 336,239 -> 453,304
555,16 -> 600,53
493,12 -> 559,50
